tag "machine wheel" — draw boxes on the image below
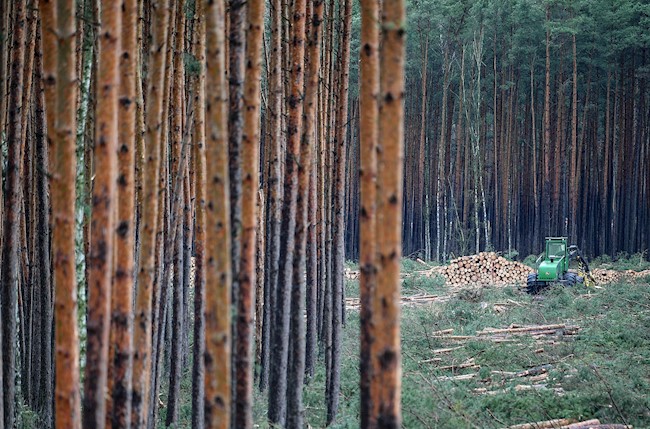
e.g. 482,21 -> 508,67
526,273 -> 543,295
563,272 -> 577,287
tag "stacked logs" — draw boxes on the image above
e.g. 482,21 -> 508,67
592,268 -> 650,284
440,252 -> 531,287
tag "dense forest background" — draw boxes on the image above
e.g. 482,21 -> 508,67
342,0 -> 650,261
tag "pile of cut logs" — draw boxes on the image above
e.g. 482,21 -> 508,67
592,268 -> 650,284
440,252 -> 531,287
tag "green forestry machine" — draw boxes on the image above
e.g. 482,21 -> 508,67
526,237 -> 596,294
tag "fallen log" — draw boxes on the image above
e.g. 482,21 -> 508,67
565,426 -> 632,429
478,324 -> 567,335
436,373 -> 476,381
507,418 -> 576,429
517,364 -> 552,378
560,420 -> 601,428
431,346 -> 463,354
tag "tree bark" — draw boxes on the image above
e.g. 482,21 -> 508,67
204,0 -> 232,426
33,24 -> 54,426
259,0 -> 283,393
191,2 -> 207,427
359,0 -> 380,422
327,0 -> 352,423
83,1 -> 120,426
235,0 -> 265,424
1,1 -> 26,427
40,0 -> 83,427
372,0 -> 406,424
165,1 -> 187,425
228,1 -> 246,409
106,0 -> 136,426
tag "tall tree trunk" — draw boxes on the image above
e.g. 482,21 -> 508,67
107,0 -> 136,426
268,0 -> 307,421
83,1 -> 120,426
372,0 -> 405,424
1,1 -> 26,427
236,0 -> 265,425
204,0 -> 232,426
327,0 -> 351,423
286,0 -> 323,425
165,1 -> 187,425
33,25 -> 54,426
437,45 -> 450,262
305,154 -> 318,379
228,0 -> 246,409
131,1 -> 169,427
259,0 -> 283,393
359,0 -> 380,422
191,2 -> 207,427
602,70 -> 611,255
569,33 -> 578,241
40,0 -> 83,427
543,5 -> 551,237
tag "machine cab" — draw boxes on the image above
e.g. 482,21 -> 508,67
538,237 -> 569,281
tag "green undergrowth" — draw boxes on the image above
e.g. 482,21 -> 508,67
129,269 -> 650,429
253,279 -> 650,428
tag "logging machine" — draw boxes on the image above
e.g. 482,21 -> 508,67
526,237 -> 596,294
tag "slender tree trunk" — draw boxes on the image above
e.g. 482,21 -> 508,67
437,46 -> 450,262
305,155 -> 318,379
543,5 -> 551,237
228,0 -> 246,410
372,0 -> 405,424
33,25 -> 54,427
105,0 -> 136,427
569,33 -> 578,241
131,1 -> 169,427
286,0 -> 323,425
235,0 -> 265,425
204,0 -> 232,426
40,0 -> 83,426
83,1 -> 120,427
327,0 -> 352,423
165,2 -> 187,424
602,70 -> 611,255
359,0 -> 380,422
268,0 -> 307,421
1,1 -> 27,427
191,2 -> 207,427
259,0 -> 283,393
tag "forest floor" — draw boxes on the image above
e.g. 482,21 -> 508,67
164,257 -> 650,429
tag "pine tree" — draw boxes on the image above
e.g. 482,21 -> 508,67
204,0 -> 232,426
372,0 -> 406,425
108,0 -> 137,425
83,1 -> 121,426
359,0 -> 380,422
191,1 -> 208,426
236,0 -> 265,425
1,1 -> 26,426
41,0 -> 83,427
132,1 -> 170,427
